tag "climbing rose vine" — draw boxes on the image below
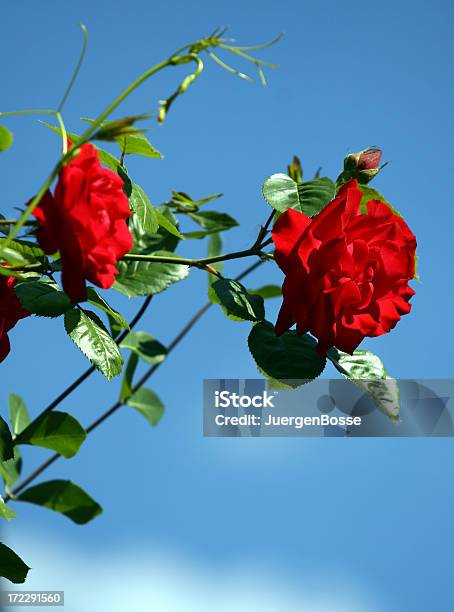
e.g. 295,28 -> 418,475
0,26 -> 417,585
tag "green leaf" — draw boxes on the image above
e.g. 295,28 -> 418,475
11,240 -> 46,261
248,284 -> 282,299
79,116 -> 161,159
114,252 -> 189,297
97,147 -> 121,171
64,309 -> 123,380
131,206 -> 181,254
120,353 -> 139,402
0,417 -> 14,462
120,331 -> 167,365
15,279 -> 72,317
193,193 -> 223,206
0,497 -> 16,521
0,447 -> 22,488
130,183 -> 159,235
185,211 -> 238,239
117,165 -> 132,197
297,178 -> 336,216
0,543 -> 30,583
117,132 -> 162,159
262,173 -> 298,213
0,238 -> 45,266
16,411 -> 86,458
0,267 -> 25,279
8,394 -> 30,435
262,173 -> 335,216
0,125 -> 13,151
327,348 -> 400,420
0,250 -> 27,267
207,232 -> 223,289
328,347 -> 388,378
88,115 -> 147,142
17,480 -> 102,524
169,191 -> 222,209
155,208 -> 184,239
248,321 -> 326,387
211,279 -> 265,322
87,287 -> 129,335
127,388 -> 165,426
0,266 -> 41,281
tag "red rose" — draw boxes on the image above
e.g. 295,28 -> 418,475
271,179 -> 416,355
0,273 -> 30,362
33,143 -> 133,302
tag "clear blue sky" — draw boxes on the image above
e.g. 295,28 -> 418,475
2,1 -> 454,610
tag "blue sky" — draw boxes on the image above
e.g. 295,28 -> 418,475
1,0 -> 454,610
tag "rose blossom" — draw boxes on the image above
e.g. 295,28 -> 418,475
271,179 -> 416,354
33,142 -> 133,302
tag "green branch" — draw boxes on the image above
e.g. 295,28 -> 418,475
122,239 -> 273,268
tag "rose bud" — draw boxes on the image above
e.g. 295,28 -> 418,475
338,147 -> 383,185
357,148 -> 382,170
